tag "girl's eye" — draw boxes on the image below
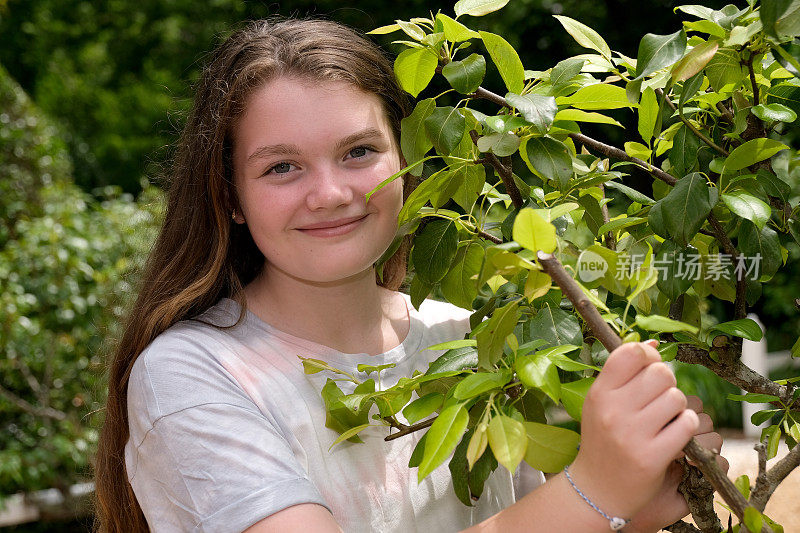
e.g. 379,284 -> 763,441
266,162 -> 294,175
347,146 -> 373,159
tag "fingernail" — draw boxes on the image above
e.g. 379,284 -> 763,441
645,339 -> 659,347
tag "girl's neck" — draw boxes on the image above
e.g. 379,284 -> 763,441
243,265 -> 409,356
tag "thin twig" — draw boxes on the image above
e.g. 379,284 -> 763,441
568,132 -> 677,186
469,130 -> 524,209
477,228 -> 502,244
384,416 -> 436,441
748,58 -> 760,106
598,183 -> 616,251
751,442 -> 770,512
750,440 -> 800,511
657,88 -> 729,156
0,384 -> 66,420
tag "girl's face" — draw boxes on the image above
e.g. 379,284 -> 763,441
232,76 -> 404,286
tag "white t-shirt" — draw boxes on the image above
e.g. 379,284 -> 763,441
125,294 -> 544,532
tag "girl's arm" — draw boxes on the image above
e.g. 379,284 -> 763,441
243,503 -> 344,533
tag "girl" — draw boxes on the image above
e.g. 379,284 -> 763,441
93,18 -> 726,533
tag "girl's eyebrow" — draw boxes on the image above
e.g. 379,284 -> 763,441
246,127 -> 387,165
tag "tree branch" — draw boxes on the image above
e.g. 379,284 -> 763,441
675,344 -> 794,404
568,132 -> 677,186
657,89 -> 729,156
750,439 -> 800,511
598,183 -> 616,251
0,383 -> 66,421
384,416 -> 436,441
469,86 -> 508,108
469,130 -> 524,209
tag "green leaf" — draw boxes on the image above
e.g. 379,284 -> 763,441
436,14 -> 481,41
528,304 -> 584,347
597,216 -> 647,235
427,345 -> 479,374
561,377 -> 594,421
328,423 -> 372,450
635,29 -> 687,80
721,191 -> 771,230
455,0 -> 510,18
453,371 -> 510,400
516,351 -> 561,402
521,136 -> 573,188
679,70 -> 705,110
505,93 -> 558,134
441,243 -> 485,309
512,207 -> 558,253
449,426 -> 498,506
396,20 -> 426,41
727,392 -> 781,403
424,106 -> 467,155
653,172 -> 716,247
624,141 -> 652,161
394,47 -> 439,97
556,83 -> 632,110
466,424 -> 489,470
752,103 -> 797,123
672,39 -> 719,82
400,99 -> 435,177
409,274 -> 433,310
676,5 -> 716,19
751,409 -> 780,426
655,240 -> 695,300
418,403 -> 469,481
522,421 -> 580,473
553,15 -> 611,59
443,54 -> 487,94
402,392 -> 444,424
668,124 -> 701,176
554,109 -> 623,127
723,138 -> 789,173
550,57 -> 585,89
412,219 -> 459,284
479,31 -> 524,94
764,424 -> 781,460
368,23 -> 402,35
792,336 -> 800,358
635,314 -> 699,334
738,220 -> 782,278
735,474 -> 751,499
477,132 -> 520,157
605,181 -> 655,205
712,318 -> 764,341
487,415 -> 527,473
638,87 -> 659,143
744,506 -> 764,533
476,300 -> 521,368
409,432 -> 428,467
767,83 -> 800,118
577,194 -> 605,236
427,339 -> 478,351
761,0 -> 800,39
705,47 -> 745,91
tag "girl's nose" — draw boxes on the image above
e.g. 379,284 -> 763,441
304,165 -> 355,211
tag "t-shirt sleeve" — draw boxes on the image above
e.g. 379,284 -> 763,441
126,330 -> 329,533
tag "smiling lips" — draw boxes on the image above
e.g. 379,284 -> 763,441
296,214 -> 369,237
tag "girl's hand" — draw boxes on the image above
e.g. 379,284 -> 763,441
567,341 -> 700,521
626,395 -> 730,532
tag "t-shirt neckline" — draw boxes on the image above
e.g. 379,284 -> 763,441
218,293 -> 423,367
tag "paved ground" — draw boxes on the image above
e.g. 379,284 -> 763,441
690,430 -> 800,531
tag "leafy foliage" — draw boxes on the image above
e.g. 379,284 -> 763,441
308,1 -> 800,521
0,66 -> 162,505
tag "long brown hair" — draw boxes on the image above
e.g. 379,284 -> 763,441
92,18 -> 411,533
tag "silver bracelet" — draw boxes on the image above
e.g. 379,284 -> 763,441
563,465 -> 630,531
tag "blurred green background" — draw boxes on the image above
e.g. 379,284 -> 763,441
1,0 -> 798,530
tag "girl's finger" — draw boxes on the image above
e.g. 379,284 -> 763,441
618,362 -> 677,410
639,387 -> 688,437
686,395 -> 703,413
596,342 -> 662,390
